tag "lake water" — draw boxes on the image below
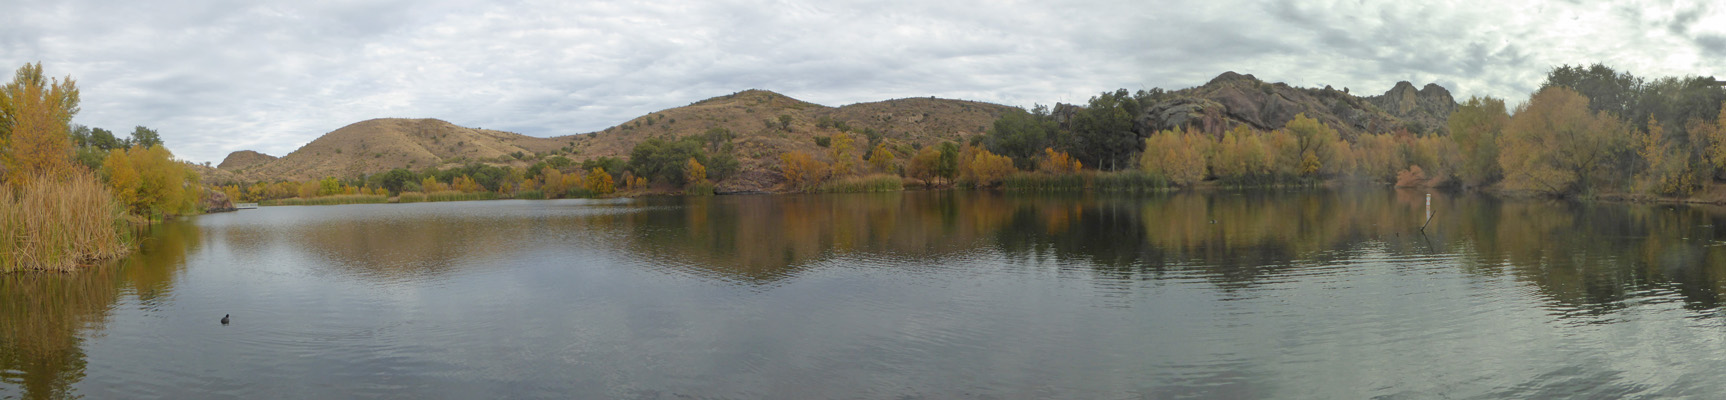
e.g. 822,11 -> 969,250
7,189 -> 1726,398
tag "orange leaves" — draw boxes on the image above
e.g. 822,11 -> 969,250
1038,147 -> 1081,174
779,151 -> 830,191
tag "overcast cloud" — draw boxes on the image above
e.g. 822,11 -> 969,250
3,0 -> 1723,164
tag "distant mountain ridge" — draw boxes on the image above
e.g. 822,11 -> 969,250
216,90 -> 1014,185
215,78 -> 1459,185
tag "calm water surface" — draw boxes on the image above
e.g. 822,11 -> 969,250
7,189 -> 1726,398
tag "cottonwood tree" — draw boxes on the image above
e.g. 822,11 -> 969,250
0,62 -> 80,183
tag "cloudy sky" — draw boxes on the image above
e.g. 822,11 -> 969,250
3,0 -> 1723,164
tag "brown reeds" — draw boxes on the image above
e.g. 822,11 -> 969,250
1,172 -> 132,272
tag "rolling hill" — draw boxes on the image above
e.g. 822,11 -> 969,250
213,79 -> 1460,186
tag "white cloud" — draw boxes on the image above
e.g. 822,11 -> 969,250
2,0 -> 1722,164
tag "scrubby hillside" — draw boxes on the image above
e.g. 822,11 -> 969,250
221,118 -> 567,182
217,150 -> 276,170
223,90 -> 1014,186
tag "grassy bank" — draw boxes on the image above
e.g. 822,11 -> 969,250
1,173 -> 133,272
815,174 -> 905,193
1002,171 -> 1171,193
261,194 -> 388,206
396,190 -> 498,203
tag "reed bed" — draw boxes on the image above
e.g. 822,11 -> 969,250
1003,172 -> 1172,193
395,190 -> 497,203
513,190 -> 546,200
1,173 -> 133,272
260,194 -> 388,206
685,182 -> 717,196
815,174 -> 905,193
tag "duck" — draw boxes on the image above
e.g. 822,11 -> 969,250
221,314 -> 230,325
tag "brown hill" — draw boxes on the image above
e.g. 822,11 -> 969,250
220,90 -> 1014,187
222,118 -> 566,182
1135,72 -> 1458,140
217,150 -> 276,170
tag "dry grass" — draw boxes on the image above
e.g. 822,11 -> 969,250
396,190 -> 497,203
1,172 -> 133,272
260,194 -> 388,206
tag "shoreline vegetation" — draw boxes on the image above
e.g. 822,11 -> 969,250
2,63 -> 201,272
9,62 -> 1726,271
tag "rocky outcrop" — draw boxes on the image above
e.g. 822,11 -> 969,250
1366,82 -> 1457,134
1133,72 -> 1458,139
203,190 -> 236,213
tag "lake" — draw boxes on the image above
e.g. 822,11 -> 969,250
6,189 -> 1726,398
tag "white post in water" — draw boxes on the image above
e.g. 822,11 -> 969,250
1420,193 -> 1434,232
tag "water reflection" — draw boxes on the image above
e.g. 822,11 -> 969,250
11,190 -> 1726,398
620,190 -> 1726,316
0,222 -> 197,399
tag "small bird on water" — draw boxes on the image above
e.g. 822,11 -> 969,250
221,314 -> 230,325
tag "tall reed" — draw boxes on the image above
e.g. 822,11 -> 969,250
260,194 -> 388,206
1,173 -> 132,272
396,190 -> 497,203
815,174 -> 905,193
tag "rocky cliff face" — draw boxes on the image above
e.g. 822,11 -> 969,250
1134,72 -> 1459,139
1366,82 -> 1457,134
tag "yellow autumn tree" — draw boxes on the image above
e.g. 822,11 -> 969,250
961,148 -> 1017,187
0,62 -> 80,184
584,167 -> 614,194
1038,147 -> 1081,174
867,142 -> 895,173
907,147 -> 942,184
1499,86 -> 1630,196
829,133 -> 857,177
100,145 -> 200,218
780,151 -> 830,190
1140,129 -> 1207,186
685,157 -> 707,185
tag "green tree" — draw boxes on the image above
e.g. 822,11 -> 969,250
627,137 -> 708,186
983,105 -> 1061,170
936,142 -> 960,182
1071,89 -> 1143,170
129,126 -> 162,148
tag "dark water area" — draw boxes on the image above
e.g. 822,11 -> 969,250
8,189 -> 1726,398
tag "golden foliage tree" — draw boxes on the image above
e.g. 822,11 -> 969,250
907,147 -> 942,184
1140,129 -> 1208,186
779,151 -> 830,190
584,167 -> 614,194
1499,87 -> 1631,196
867,142 -> 895,173
1448,96 -> 1510,187
829,133 -> 857,177
960,148 -> 1017,187
685,157 -> 707,185
1635,117 -> 1696,195
1281,113 -> 1339,180
1038,147 -> 1081,174
100,145 -> 200,217
0,63 -> 80,184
